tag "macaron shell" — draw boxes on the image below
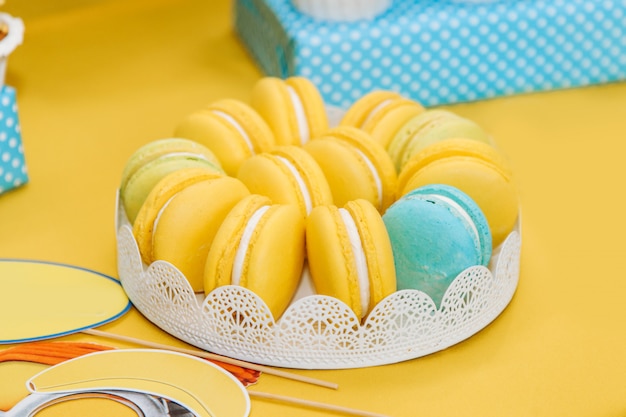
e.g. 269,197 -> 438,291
238,203 -> 305,318
120,138 -> 222,194
388,109 -> 491,171
411,183 -> 492,264
123,155 -> 223,225
305,138 -> 379,210
209,99 -> 275,153
204,195 -> 270,292
236,146 -> 333,217
152,177 -> 250,292
271,145 -> 334,212
250,77 -> 298,146
286,76 -> 329,143
327,127 -> 398,211
306,204 -> 363,317
344,199 -> 396,309
204,194 -> 305,319
174,99 -> 275,176
387,110 -> 454,165
304,126 -> 397,212
398,138 -> 513,190
306,200 -> 396,319
364,99 -> 425,149
340,90 -> 401,128
251,77 -> 328,146
133,167 -> 224,265
400,118 -> 491,170
382,184 -> 492,307
399,139 -> 518,247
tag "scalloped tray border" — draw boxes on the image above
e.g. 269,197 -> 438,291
116,199 -> 521,369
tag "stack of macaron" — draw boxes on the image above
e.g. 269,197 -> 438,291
118,75 -> 519,319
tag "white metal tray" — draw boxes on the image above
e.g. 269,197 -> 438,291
116,197 -> 521,369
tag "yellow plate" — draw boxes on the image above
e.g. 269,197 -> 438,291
28,349 -> 251,417
0,259 -> 130,343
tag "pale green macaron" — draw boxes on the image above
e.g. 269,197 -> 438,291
120,138 -> 224,224
387,109 -> 492,172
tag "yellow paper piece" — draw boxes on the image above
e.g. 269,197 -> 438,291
0,260 -> 130,343
28,349 -> 250,417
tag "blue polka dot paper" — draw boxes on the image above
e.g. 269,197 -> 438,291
236,0 -> 626,108
0,85 -> 27,195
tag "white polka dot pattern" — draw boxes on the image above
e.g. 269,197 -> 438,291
0,86 -> 27,194
236,0 -> 626,107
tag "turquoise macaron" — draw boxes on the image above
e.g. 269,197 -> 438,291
382,184 -> 492,307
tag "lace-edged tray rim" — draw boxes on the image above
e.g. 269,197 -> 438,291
115,196 -> 522,369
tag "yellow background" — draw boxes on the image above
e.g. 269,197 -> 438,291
1,0 -> 625,416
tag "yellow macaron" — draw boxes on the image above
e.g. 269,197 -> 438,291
236,145 -> 333,217
133,167 -> 249,291
250,76 -> 329,146
340,90 -> 425,148
174,99 -> 276,176
306,199 -> 396,321
120,138 -> 224,224
398,138 -> 519,247
303,126 -> 397,213
204,194 -> 306,319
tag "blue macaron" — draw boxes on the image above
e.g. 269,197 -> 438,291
382,184 -> 492,307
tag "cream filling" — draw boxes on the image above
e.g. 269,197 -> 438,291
422,193 -> 482,261
286,85 -> 310,145
354,148 -> 383,209
212,110 -> 255,153
360,99 -> 392,128
159,152 -> 211,161
144,152 -> 216,177
276,156 -> 313,214
339,208 -> 370,319
151,194 -> 178,256
232,205 -> 270,286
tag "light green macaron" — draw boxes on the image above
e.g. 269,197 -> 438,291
387,109 -> 492,172
120,138 -> 224,224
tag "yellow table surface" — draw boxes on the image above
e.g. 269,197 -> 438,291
1,1 -> 625,416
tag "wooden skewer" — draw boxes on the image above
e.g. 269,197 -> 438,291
249,391 -> 392,417
81,328 -> 338,390
81,330 -> 391,416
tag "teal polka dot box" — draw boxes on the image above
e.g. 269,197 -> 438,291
0,85 -> 27,195
0,14 -> 27,196
235,0 -> 626,108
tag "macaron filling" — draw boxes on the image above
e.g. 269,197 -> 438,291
276,155 -> 313,214
286,85 -> 310,145
338,208 -> 370,318
360,99 -> 393,128
419,193 -> 483,264
231,205 -> 271,286
149,194 -> 179,260
211,110 -> 255,154
353,148 -> 383,209
158,152 -> 215,163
